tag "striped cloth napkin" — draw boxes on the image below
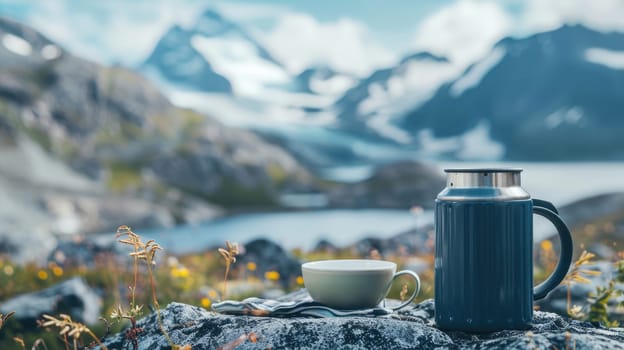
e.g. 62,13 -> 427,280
212,290 -> 393,318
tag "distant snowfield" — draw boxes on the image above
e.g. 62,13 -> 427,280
544,107 -> 584,129
417,121 -> 505,161
2,33 -> 32,56
167,91 -> 336,127
356,58 -> 461,144
1,33 -> 61,59
451,47 -> 505,97
585,47 -> 624,70
166,88 -> 508,167
358,60 -> 458,116
365,113 -> 412,144
189,30 -> 359,102
191,34 -> 290,96
162,69 -> 349,130
309,74 -> 356,96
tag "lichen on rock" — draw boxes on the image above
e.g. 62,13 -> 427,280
101,292 -> 624,350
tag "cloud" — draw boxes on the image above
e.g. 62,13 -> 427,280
214,3 -> 398,76
258,13 -> 397,76
16,0 -> 396,76
412,0 -> 512,67
214,1 -> 290,22
22,0 -> 202,66
520,0 -> 624,33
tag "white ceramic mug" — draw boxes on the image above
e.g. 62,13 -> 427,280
302,259 -> 421,310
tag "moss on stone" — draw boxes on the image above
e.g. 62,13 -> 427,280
105,161 -> 142,193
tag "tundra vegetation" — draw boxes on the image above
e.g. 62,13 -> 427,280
0,226 -> 622,349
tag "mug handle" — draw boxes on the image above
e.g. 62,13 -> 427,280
389,270 -> 421,311
532,199 -> 574,300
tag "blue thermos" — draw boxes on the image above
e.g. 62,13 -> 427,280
434,168 -> 573,332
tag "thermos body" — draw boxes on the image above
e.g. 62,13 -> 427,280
435,199 -> 533,331
434,169 -> 573,332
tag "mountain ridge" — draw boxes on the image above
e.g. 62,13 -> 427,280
119,13 -> 624,162
401,24 -> 624,160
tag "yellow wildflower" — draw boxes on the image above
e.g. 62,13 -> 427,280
264,270 -> 280,281
541,240 -> 553,251
247,262 -> 257,271
296,276 -> 304,285
178,267 -> 190,278
52,266 -> 63,277
201,297 -> 212,308
38,270 -> 49,280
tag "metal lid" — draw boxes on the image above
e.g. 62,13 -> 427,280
437,168 -> 530,201
444,168 -> 522,173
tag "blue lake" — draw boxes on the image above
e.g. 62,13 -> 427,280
144,209 -> 432,254
143,162 -> 624,254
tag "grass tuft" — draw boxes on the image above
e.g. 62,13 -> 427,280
114,225 -> 191,350
218,241 -> 239,300
39,314 -> 106,350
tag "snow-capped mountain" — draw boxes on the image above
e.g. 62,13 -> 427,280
143,24 -> 232,93
334,52 -> 460,143
143,9 -> 288,96
294,65 -> 357,98
143,9 -> 359,100
144,11 -> 624,163
401,25 -> 624,160
142,8 -> 360,131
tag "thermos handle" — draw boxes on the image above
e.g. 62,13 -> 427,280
532,198 -> 559,214
532,199 -> 573,300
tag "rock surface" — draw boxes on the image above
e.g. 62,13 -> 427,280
0,277 -> 101,325
237,239 -> 301,287
101,291 -> 624,350
0,225 -> 58,264
328,161 -> 444,209
46,234 -> 129,268
558,192 -> 624,233
350,224 -> 435,258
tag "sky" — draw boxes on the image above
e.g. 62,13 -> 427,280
0,0 -> 467,54
1,0 -> 624,76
